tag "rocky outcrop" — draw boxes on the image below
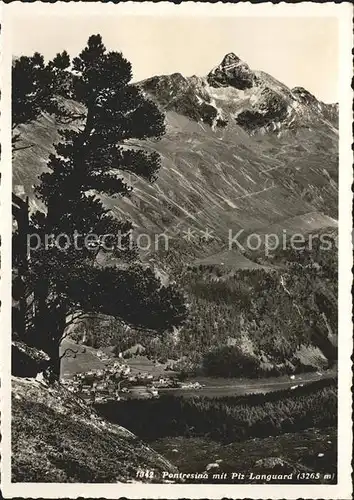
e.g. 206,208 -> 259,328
253,457 -> 297,474
207,52 -> 255,90
292,87 -> 338,126
292,87 -> 319,106
142,73 -> 190,107
12,376 -> 177,482
236,87 -> 288,131
141,73 -> 219,127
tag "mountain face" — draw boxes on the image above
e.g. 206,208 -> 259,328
13,53 -> 338,373
140,52 -> 338,134
207,52 -> 255,90
14,52 -> 338,265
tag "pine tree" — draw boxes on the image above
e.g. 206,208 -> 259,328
14,34 -> 187,380
12,50 -> 76,148
12,50 -> 77,342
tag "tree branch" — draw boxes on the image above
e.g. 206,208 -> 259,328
13,144 -> 35,153
59,347 -> 79,360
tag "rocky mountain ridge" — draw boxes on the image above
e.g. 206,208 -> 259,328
140,52 -> 338,134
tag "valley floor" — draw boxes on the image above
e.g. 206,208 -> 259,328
159,369 -> 337,398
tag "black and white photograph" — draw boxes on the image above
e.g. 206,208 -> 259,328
0,2 -> 352,498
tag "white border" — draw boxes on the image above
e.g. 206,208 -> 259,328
0,2 -> 352,499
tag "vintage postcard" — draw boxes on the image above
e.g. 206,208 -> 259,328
0,1 -> 352,498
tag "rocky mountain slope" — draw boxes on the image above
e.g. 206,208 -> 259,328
13,53 -> 338,266
12,52 -> 338,373
12,375 -> 177,482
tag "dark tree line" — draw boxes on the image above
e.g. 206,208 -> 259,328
96,378 -> 337,443
12,35 -> 187,380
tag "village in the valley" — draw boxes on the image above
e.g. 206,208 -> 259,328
61,346 -> 203,403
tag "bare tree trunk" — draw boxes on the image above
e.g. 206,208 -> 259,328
42,314 -> 67,382
34,286 -> 68,382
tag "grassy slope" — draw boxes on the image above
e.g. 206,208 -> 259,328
60,337 -> 175,379
60,339 -> 107,378
12,376 -> 177,482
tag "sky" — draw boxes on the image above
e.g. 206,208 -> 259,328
11,15 -> 338,103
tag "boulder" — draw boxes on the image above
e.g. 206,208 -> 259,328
254,457 -> 295,474
205,462 -> 220,472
